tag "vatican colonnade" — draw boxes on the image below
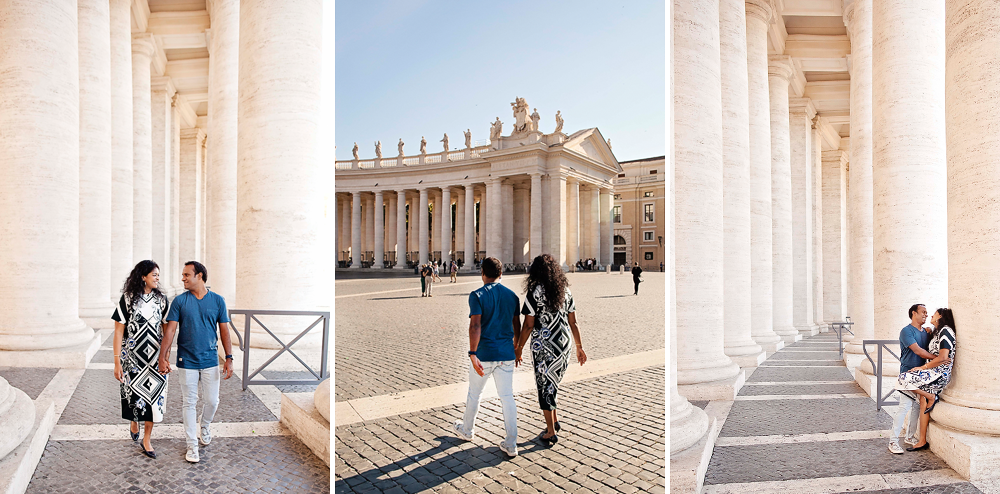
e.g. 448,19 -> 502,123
671,0 -> 1000,490
334,100 -> 621,271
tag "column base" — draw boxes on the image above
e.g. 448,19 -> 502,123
393,263 -> 410,270
670,413 -> 718,494
280,392 -> 330,466
928,421 -> 1000,481
755,339 -> 784,356
854,361 -> 899,399
677,369 -> 745,401
796,325 -> 819,337
778,333 -> 803,344
0,398 -> 54,494
727,350 -> 766,368
0,331 -> 101,369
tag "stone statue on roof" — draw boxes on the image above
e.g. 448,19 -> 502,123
375,140 -> 382,159
420,136 -> 427,154
352,142 -> 359,160
490,118 -> 502,141
441,133 -> 449,152
554,111 -> 564,134
511,97 -> 529,134
464,129 -> 472,148
398,138 -> 404,156
530,108 -> 540,132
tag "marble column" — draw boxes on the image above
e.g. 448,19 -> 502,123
0,0 -> 96,351
822,150 -> 848,323
431,190 -> 440,259
502,182 -> 514,263
170,100 -> 182,294
478,187 -> 487,259
418,188 -> 429,265
789,98 -> 816,337
720,0 -> 764,367
513,184 -> 529,264
109,0 -> 133,296
811,123 -> 825,328
78,0 -> 116,328
745,0 -> 783,352
350,193 -> 361,268
464,185 -> 476,268
373,191 -> 384,269
601,189 -> 613,267
178,129 -> 205,263
530,173 -> 543,261
767,55 -> 799,344
441,187 -> 452,262
456,189 -> 466,263
206,0 -> 239,302
567,180 -> 580,270
872,0 -> 948,340
386,194 -> 396,263
844,0 -> 875,355
339,196 -> 349,263
674,0 -> 743,400
934,0 -> 1000,456
394,191 -> 407,268
150,78 -> 174,287
199,138 -> 208,262
591,187 -> 602,265
0,375 -> 34,463
364,194 -> 374,261
236,0 -> 326,348
549,177 -> 568,267
131,34 -> 155,263
487,178 -> 503,260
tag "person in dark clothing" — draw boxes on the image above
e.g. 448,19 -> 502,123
631,262 -> 643,295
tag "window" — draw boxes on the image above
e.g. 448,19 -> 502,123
644,204 -> 654,222
643,191 -> 654,198
645,252 -> 654,260
613,205 -> 621,223
614,235 -> 627,246
618,173 -> 625,178
644,231 -> 654,241
613,194 -> 621,200
650,169 -> 657,174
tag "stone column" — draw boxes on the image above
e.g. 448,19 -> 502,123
170,100 -> 182,293
236,0 -> 326,348
131,34 -> 155,263
78,0 -> 116,328
872,0 -> 948,343
720,0 -> 764,367
567,180 -> 580,270
339,195 -> 349,263
548,176 -> 568,267
933,1 -> 1000,467
456,189 -> 466,263
430,190 -> 440,259
464,185 -> 476,269
478,187 -> 488,259
441,187 -> 452,262
844,0 -> 875,355
822,150 -> 848,323
418,188 -> 429,265
745,0 -> 783,352
601,189 -> 613,267
530,173 -> 543,261
0,0 -> 96,351
768,55 -> 799,344
206,0 -> 239,302
350,193 -> 361,268
484,179 -> 498,260
788,98 -> 816,337
178,129 -> 205,263
394,191 -> 407,269
811,123 -> 825,328
365,194 -> 374,262
199,138 -> 208,262
373,191 -> 384,269
109,0 -> 133,297
150,78 -> 174,285
674,0 -> 743,400
502,182 -> 514,263
591,187 -> 602,265
386,194 -> 397,264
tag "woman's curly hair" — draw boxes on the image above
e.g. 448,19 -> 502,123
523,254 -> 570,313
121,260 -> 165,310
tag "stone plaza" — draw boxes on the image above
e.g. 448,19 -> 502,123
334,271 -> 666,493
672,0 -> 1000,492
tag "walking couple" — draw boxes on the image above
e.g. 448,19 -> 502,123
112,260 -> 234,463
888,304 -> 957,454
452,255 -> 588,457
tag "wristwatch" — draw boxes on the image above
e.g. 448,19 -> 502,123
468,351 -> 477,356
225,354 -> 233,360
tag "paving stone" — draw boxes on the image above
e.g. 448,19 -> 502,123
745,365 -> 854,383
737,383 -> 866,396
92,349 -> 114,364
0,367 -> 58,400
766,351 -> 842,360
27,437 -> 329,493
689,400 -> 709,410
260,370 -> 323,394
719,398 -> 892,437
761,361 -> 846,367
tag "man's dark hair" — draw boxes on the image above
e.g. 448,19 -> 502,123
185,261 -> 208,282
481,257 -> 502,279
908,304 -> 925,319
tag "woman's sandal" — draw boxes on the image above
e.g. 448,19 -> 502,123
539,432 -> 558,447
129,423 -> 139,442
140,441 -> 156,459
906,442 -> 930,452
925,395 -> 941,415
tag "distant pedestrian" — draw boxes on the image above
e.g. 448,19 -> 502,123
660,261 -> 664,272
434,261 -> 442,282
631,262 -> 643,295
420,264 -> 428,297
426,264 -> 435,297
450,260 -> 458,283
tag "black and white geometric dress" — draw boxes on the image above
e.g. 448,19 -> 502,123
112,292 -> 169,423
521,285 -> 576,411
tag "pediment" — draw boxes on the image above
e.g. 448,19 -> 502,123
562,127 -> 622,172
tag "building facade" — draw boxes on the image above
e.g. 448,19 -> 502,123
613,156 -> 665,271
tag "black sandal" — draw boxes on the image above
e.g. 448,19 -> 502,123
925,395 -> 941,415
129,424 -> 139,442
140,441 -> 156,459
539,432 -> 558,447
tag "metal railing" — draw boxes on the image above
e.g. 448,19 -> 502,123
862,339 -> 902,411
229,309 -> 330,391
829,317 -> 854,358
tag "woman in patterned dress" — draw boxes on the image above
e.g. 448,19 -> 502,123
895,308 -> 957,451
515,254 -> 588,447
112,260 -> 170,459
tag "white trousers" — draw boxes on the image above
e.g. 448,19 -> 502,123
177,366 -> 221,449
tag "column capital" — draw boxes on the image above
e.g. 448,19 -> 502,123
180,127 -> 206,144
150,76 -> 176,98
821,149 -> 848,166
842,0 -> 856,35
788,97 -> 816,120
745,0 -> 774,24
131,33 -> 156,58
767,55 -> 795,81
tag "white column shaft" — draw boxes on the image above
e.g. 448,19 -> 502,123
789,100 -> 815,335
418,189 -> 429,265
812,124 -> 825,325
170,102 -> 181,293
455,189 -> 466,261
502,183 -> 514,263
530,174 -> 543,261
109,0 -> 133,297
150,82 -> 173,280
178,130 -> 205,263
464,186 -> 476,267
131,35 -> 155,262
567,181 -> 580,268
395,191 -> 407,268
441,188 -> 452,261
601,190 -> 613,266
768,56 -> 796,341
822,151 -> 847,322
591,187 -> 601,264
373,191 -> 384,268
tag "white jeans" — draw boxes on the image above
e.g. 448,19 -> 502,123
890,391 -> 919,445
458,360 -> 517,450
177,366 -> 221,449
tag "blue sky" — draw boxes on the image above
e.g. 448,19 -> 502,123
331,0 -> 665,163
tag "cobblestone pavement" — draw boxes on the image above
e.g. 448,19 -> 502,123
703,333 -> 983,493
0,367 -> 58,400
335,366 -> 666,494
335,272 -> 665,402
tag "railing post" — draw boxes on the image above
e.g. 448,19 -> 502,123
243,312 -> 251,391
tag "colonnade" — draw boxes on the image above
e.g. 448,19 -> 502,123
673,0 -> 1000,482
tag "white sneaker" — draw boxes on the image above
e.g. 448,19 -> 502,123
904,436 -> 919,447
200,426 -> 212,446
888,442 -> 904,454
185,447 -> 200,463
453,421 -> 473,441
498,442 -> 518,458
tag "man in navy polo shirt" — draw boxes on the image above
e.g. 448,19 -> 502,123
453,257 -> 522,457
888,304 -> 944,454
158,261 -> 234,464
